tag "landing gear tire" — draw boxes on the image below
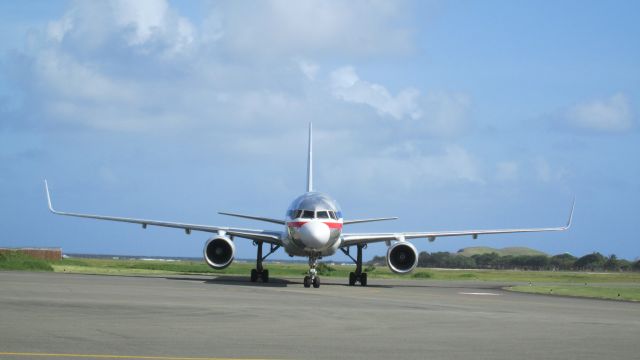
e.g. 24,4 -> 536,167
250,269 -> 258,282
313,276 -> 320,288
360,272 -> 367,287
303,276 -> 311,288
262,269 -> 269,283
349,272 -> 356,286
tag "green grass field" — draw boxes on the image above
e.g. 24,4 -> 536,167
0,252 -> 53,271
2,254 -> 639,301
456,246 -> 547,257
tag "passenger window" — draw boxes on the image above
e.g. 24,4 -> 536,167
317,211 -> 329,219
302,210 -> 314,219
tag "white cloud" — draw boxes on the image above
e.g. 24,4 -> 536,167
215,0 -> 411,57
12,0 -> 468,148
323,143 -> 484,192
567,93 -> 633,132
47,13 -> 74,42
329,66 -> 471,137
111,0 -> 169,45
297,59 -> 319,81
330,66 -> 422,120
45,0 -> 195,56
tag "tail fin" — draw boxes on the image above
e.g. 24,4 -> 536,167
306,122 -> 313,192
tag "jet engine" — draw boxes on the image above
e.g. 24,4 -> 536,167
386,241 -> 418,274
203,236 -> 235,269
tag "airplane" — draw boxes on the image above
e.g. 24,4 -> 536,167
45,123 -> 574,288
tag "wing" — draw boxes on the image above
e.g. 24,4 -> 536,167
218,212 -> 286,225
45,181 -> 283,245
341,201 -> 574,247
343,217 -> 398,225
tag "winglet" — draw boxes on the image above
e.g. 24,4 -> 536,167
306,122 -> 313,193
44,179 -> 56,213
565,197 -> 575,230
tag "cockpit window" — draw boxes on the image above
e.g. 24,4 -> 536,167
317,211 -> 329,219
301,210 -> 315,219
329,211 -> 337,220
289,210 -> 301,219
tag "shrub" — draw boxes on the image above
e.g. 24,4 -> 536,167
412,271 -> 432,278
316,262 -> 335,276
0,251 -> 53,271
365,264 -> 376,272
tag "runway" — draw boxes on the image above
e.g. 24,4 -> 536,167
1,272 -> 638,360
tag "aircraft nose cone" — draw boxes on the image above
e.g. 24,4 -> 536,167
299,222 -> 330,249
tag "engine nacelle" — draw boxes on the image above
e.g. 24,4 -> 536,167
386,241 -> 418,274
203,236 -> 235,270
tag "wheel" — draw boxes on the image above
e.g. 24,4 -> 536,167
313,276 -> 320,288
360,272 -> 367,286
262,269 -> 269,283
303,276 -> 311,288
349,272 -> 356,286
250,269 -> 258,282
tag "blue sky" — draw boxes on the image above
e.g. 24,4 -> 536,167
1,0 -> 638,261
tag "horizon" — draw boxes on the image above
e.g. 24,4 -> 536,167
3,246 -> 637,263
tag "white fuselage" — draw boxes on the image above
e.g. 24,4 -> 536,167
281,192 -> 343,257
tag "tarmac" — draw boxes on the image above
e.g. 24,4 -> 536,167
0,271 -> 638,360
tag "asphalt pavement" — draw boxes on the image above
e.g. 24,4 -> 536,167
1,271 -> 638,360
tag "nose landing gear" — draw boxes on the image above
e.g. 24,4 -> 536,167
304,255 -> 321,288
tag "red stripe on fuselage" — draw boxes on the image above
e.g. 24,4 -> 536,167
287,221 -> 343,230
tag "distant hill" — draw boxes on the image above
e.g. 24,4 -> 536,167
456,246 -> 547,257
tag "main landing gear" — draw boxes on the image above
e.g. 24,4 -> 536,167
304,255 -> 321,288
341,244 -> 368,286
250,241 -> 280,283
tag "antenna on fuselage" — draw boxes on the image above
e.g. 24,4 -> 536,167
306,122 -> 313,193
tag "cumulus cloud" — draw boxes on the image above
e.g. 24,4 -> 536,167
323,143 -> 484,192
6,0 -> 476,195
567,93 -> 633,132
214,0 -> 412,57
330,66 -> 422,120
10,1 -> 421,135
46,0 -> 195,56
329,67 -> 470,137
297,59 -> 319,81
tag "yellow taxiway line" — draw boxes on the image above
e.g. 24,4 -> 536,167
0,352 -> 271,360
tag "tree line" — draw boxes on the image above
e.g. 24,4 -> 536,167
369,252 -> 640,271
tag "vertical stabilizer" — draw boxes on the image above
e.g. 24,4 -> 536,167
306,122 -> 313,192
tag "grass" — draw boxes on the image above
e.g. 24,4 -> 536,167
46,258 -> 640,282
4,255 -> 640,301
509,285 -> 640,302
456,246 -> 547,257
0,252 -> 53,271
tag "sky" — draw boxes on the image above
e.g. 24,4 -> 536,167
1,0 -> 639,261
